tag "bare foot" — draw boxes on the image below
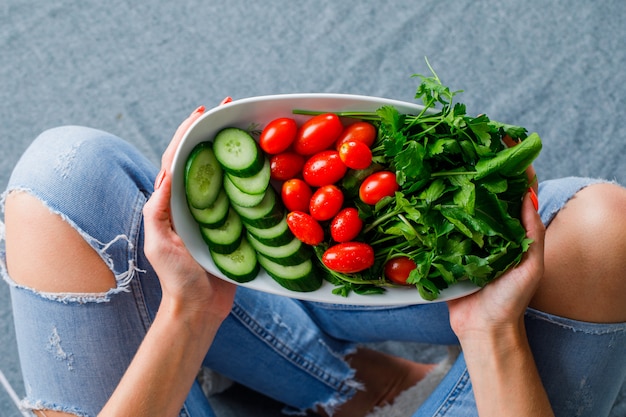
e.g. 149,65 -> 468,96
317,347 -> 436,417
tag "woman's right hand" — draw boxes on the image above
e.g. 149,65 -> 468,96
142,106 -> 236,325
101,106 -> 237,417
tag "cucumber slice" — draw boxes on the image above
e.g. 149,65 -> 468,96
210,236 -> 259,283
223,175 -> 265,208
245,214 -> 294,246
184,142 -> 223,209
257,254 -> 322,292
227,157 -> 271,195
232,186 -> 284,229
247,232 -> 312,266
188,189 -> 230,228
213,128 -> 264,177
199,208 -> 243,254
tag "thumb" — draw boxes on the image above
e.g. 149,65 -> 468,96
143,169 -> 176,249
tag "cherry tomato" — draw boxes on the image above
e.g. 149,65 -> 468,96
309,185 -> 344,221
359,171 -> 399,205
302,150 -> 347,187
322,242 -> 375,273
293,113 -> 344,155
330,207 -> 363,242
270,152 -> 305,181
335,121 -> 377,150
259,117 -> 298,154
384,256 -> 417,285
281,179 -> 313,213
286,211 -> 324,246
338,140 -> 372,170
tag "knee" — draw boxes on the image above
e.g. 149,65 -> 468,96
3,127 -> 144,295
11,126 -> 121,188
7,126 -> 155,220
28,125 -> 109,159
568,183 -> 626,267
533,182 -> 626,322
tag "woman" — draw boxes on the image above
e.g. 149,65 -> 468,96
2,106 -> 625,416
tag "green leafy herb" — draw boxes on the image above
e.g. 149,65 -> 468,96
295,60 -> 542,299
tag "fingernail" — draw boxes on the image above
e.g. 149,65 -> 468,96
192,105 -> 206,115
154,169 -> 166,190
220,96 -> 233,105
528,187 -> 539,211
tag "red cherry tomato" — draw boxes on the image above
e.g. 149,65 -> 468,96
302,150 -> 347,187
335,121 -> 377,150
270,152 -> 305,181
330,207 -> 363,242
286,211 -> 324,246
293,113 -> 344,155
259,117 -> 298,154
384,256 -> 417,285
338,141 -> 372,170
309,185 -> 344,221
281,179 -> 313,213
359,171 -> 399,205
322,242 -> 375,273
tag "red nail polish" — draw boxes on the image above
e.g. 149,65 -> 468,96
220,97 -> 233,105
193,105 -> 206,115
528,187 -> 539,211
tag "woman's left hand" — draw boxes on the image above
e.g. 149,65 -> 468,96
446,193 -> 554,417
448,191 -> 546,340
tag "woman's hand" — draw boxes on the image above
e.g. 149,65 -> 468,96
447,193 -> 554,417
101,106 -> 237,416
142,106 -> 236,324
448,192 -> 545,339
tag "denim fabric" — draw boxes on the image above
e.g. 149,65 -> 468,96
537,177 -> 609,227
300,176 -> 626,417
0,127 -> 357,416
1,127 -> 624,416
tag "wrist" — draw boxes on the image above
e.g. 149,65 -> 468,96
457,318 -> 528,358
458,320 -> 554,417
157,295 -> 225,345
157,273 -> 234,327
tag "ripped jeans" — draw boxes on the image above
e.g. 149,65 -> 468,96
1,126 -> 625,417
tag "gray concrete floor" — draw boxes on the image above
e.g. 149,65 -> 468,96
0,281 -> 27,416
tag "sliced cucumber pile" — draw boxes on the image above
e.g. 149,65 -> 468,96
184,134 -> 321,293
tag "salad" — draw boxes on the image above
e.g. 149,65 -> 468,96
183,64 -> 542,300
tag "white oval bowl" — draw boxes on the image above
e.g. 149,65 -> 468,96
171,93 -> 479,305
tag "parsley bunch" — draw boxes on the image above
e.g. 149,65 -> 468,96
306,64 -> 542,300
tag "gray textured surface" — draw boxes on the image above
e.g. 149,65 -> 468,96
1,0 -> 624,415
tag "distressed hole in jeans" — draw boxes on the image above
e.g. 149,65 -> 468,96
23,400 -> 87,417
1,190 -> 143,303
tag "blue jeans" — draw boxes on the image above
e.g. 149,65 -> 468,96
1,126 -> 624,417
